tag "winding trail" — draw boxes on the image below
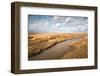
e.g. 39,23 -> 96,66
29,37 -> 81,60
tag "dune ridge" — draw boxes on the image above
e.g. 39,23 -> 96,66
28,32 -> 88,60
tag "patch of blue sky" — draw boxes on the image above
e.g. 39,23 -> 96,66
28,15 -> 88,33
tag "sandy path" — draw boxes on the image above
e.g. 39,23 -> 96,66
29,37 -> 81,60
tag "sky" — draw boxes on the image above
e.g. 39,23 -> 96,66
28,15 -> 88,33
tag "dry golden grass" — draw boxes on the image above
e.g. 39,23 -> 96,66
62,33 -> 88,59
28,32 -> 88,59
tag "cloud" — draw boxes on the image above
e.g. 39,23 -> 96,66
28,15 -> 88,33
53,16 -> 60,20
29,21 -> 51,32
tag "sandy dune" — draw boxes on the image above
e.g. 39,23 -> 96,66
29,37 -> 81,60
28,33 -> 88,60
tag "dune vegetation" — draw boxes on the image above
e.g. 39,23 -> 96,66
62,33 -> 88,59
28,32 -> 88,60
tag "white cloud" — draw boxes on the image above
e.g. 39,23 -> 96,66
29,16 -> 88,33
65,17 -> 71,22
55,23 -> 61,27
53,16 -> 60,20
